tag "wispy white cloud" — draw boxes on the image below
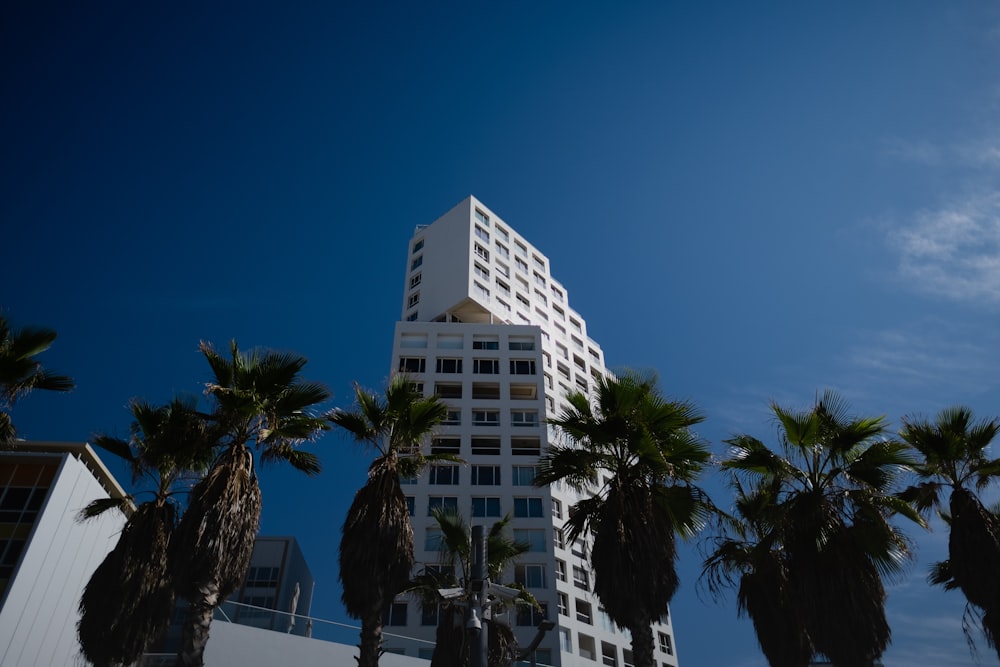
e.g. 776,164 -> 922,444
841,322 -> 999,401
885,191 -> 1000,306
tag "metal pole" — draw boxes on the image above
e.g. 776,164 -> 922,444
469,525 -> 487,667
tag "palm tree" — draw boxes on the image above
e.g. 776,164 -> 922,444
715,391 -> 921,667
0,314 -> 74,447
898,406 -> 1000,658
701,479 -> 812,667
533,370 -> 711,667
77,397 -> 217,666
407,510 -> 535,667
170,341 -> 329,667
329,375 -> 449,667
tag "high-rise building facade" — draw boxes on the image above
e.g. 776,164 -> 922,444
384,197 -> 678,667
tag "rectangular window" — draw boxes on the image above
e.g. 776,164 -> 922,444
558,593 -> 569,617
472,409 -> 499,426
474,262 -> 490,280
245,566 -> 280,587
508,337 -> 535,350
510,410 -> 538,427
510,359 -> 537,375
406,311 -> 419,321
398,357 -> 426,373
406,496 -> 415,516
509,384 -> 537,400
495,242 -> 509,259
413,239 -> 424,253
496,297 -> 511,313
408,292 -> 420,308
436,358 -> 462,373
511,437 -> 540,456
471,437 -> 501,455
533,289 -> 547,305
573,566 -> 590,591
515,241 -> 528,257
554,529 -> 565,550
555,558 -> 567,581
511,465 -> 537,486
552,286 -> 563,300
425,528 -> 443,551
431,437 -> 460,455
658,633 -> 673,656
533,272 -> 546,287
552,499 -> 563,519
429,466 -> 459,485
515,257 -> 529,273
495,225 -> 508,241
475,243 -> 489,261
474,282 -> 490,300
434,382 -> 462,398
533,254 -> 545,270
513,529 -> 546,552
576,599 -> 593,624
496,262 -> 510,278
437,334 -> 463,349
514,564 -> 546,589
428,496 -> 458,516
400,333 -> 427,348
442,409 -> 461,425
560,628 -> 572,652
471,383 -> 500,399
475,225 -> 490,242
471,465 -> 501,485
421,604 -> 440,626
602,642 -> 619,667
516,602 -> 549,627
411,255 -> 423,270
515,293 -> 530,310
383,602 -> 407,626
472,338 -> 499,350
471,496 -> 501,517
475,209 -> 489,225
473,359 -> 500,374
576,633 -> 597,661
514,497 -> 543,517
410,273 -> 422,289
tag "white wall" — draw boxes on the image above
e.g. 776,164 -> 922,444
204,622 -> 429,666
0,452 -> 125,666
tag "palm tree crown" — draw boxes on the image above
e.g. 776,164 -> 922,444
534,370 -> 711,667
899,407 -> 1000,656
710,391 -> 921,667
0,314 -> 74,447
77,396 -> 217,666
170,340 -> 329,667
330,374 -> 449,667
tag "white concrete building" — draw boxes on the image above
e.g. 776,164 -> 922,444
385,196 -> 678,667
0,441 -> 128,666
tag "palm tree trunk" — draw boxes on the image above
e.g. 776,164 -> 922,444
358,611 -> 384,667
628,617 -> 656,667
176,584 -> 221,667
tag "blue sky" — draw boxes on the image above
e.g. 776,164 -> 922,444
3,2 -> 1000,665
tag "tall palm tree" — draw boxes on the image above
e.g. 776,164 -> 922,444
77,397 -> 218,666
533,370 -> 711,667
407,510 -> 535,667
715,391 -> 921,667
0,314 -> 74,447
701,479 -> 813,667
899,406 -> 1000,658
170,341 -> 329,667
329,375 -> 449,667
